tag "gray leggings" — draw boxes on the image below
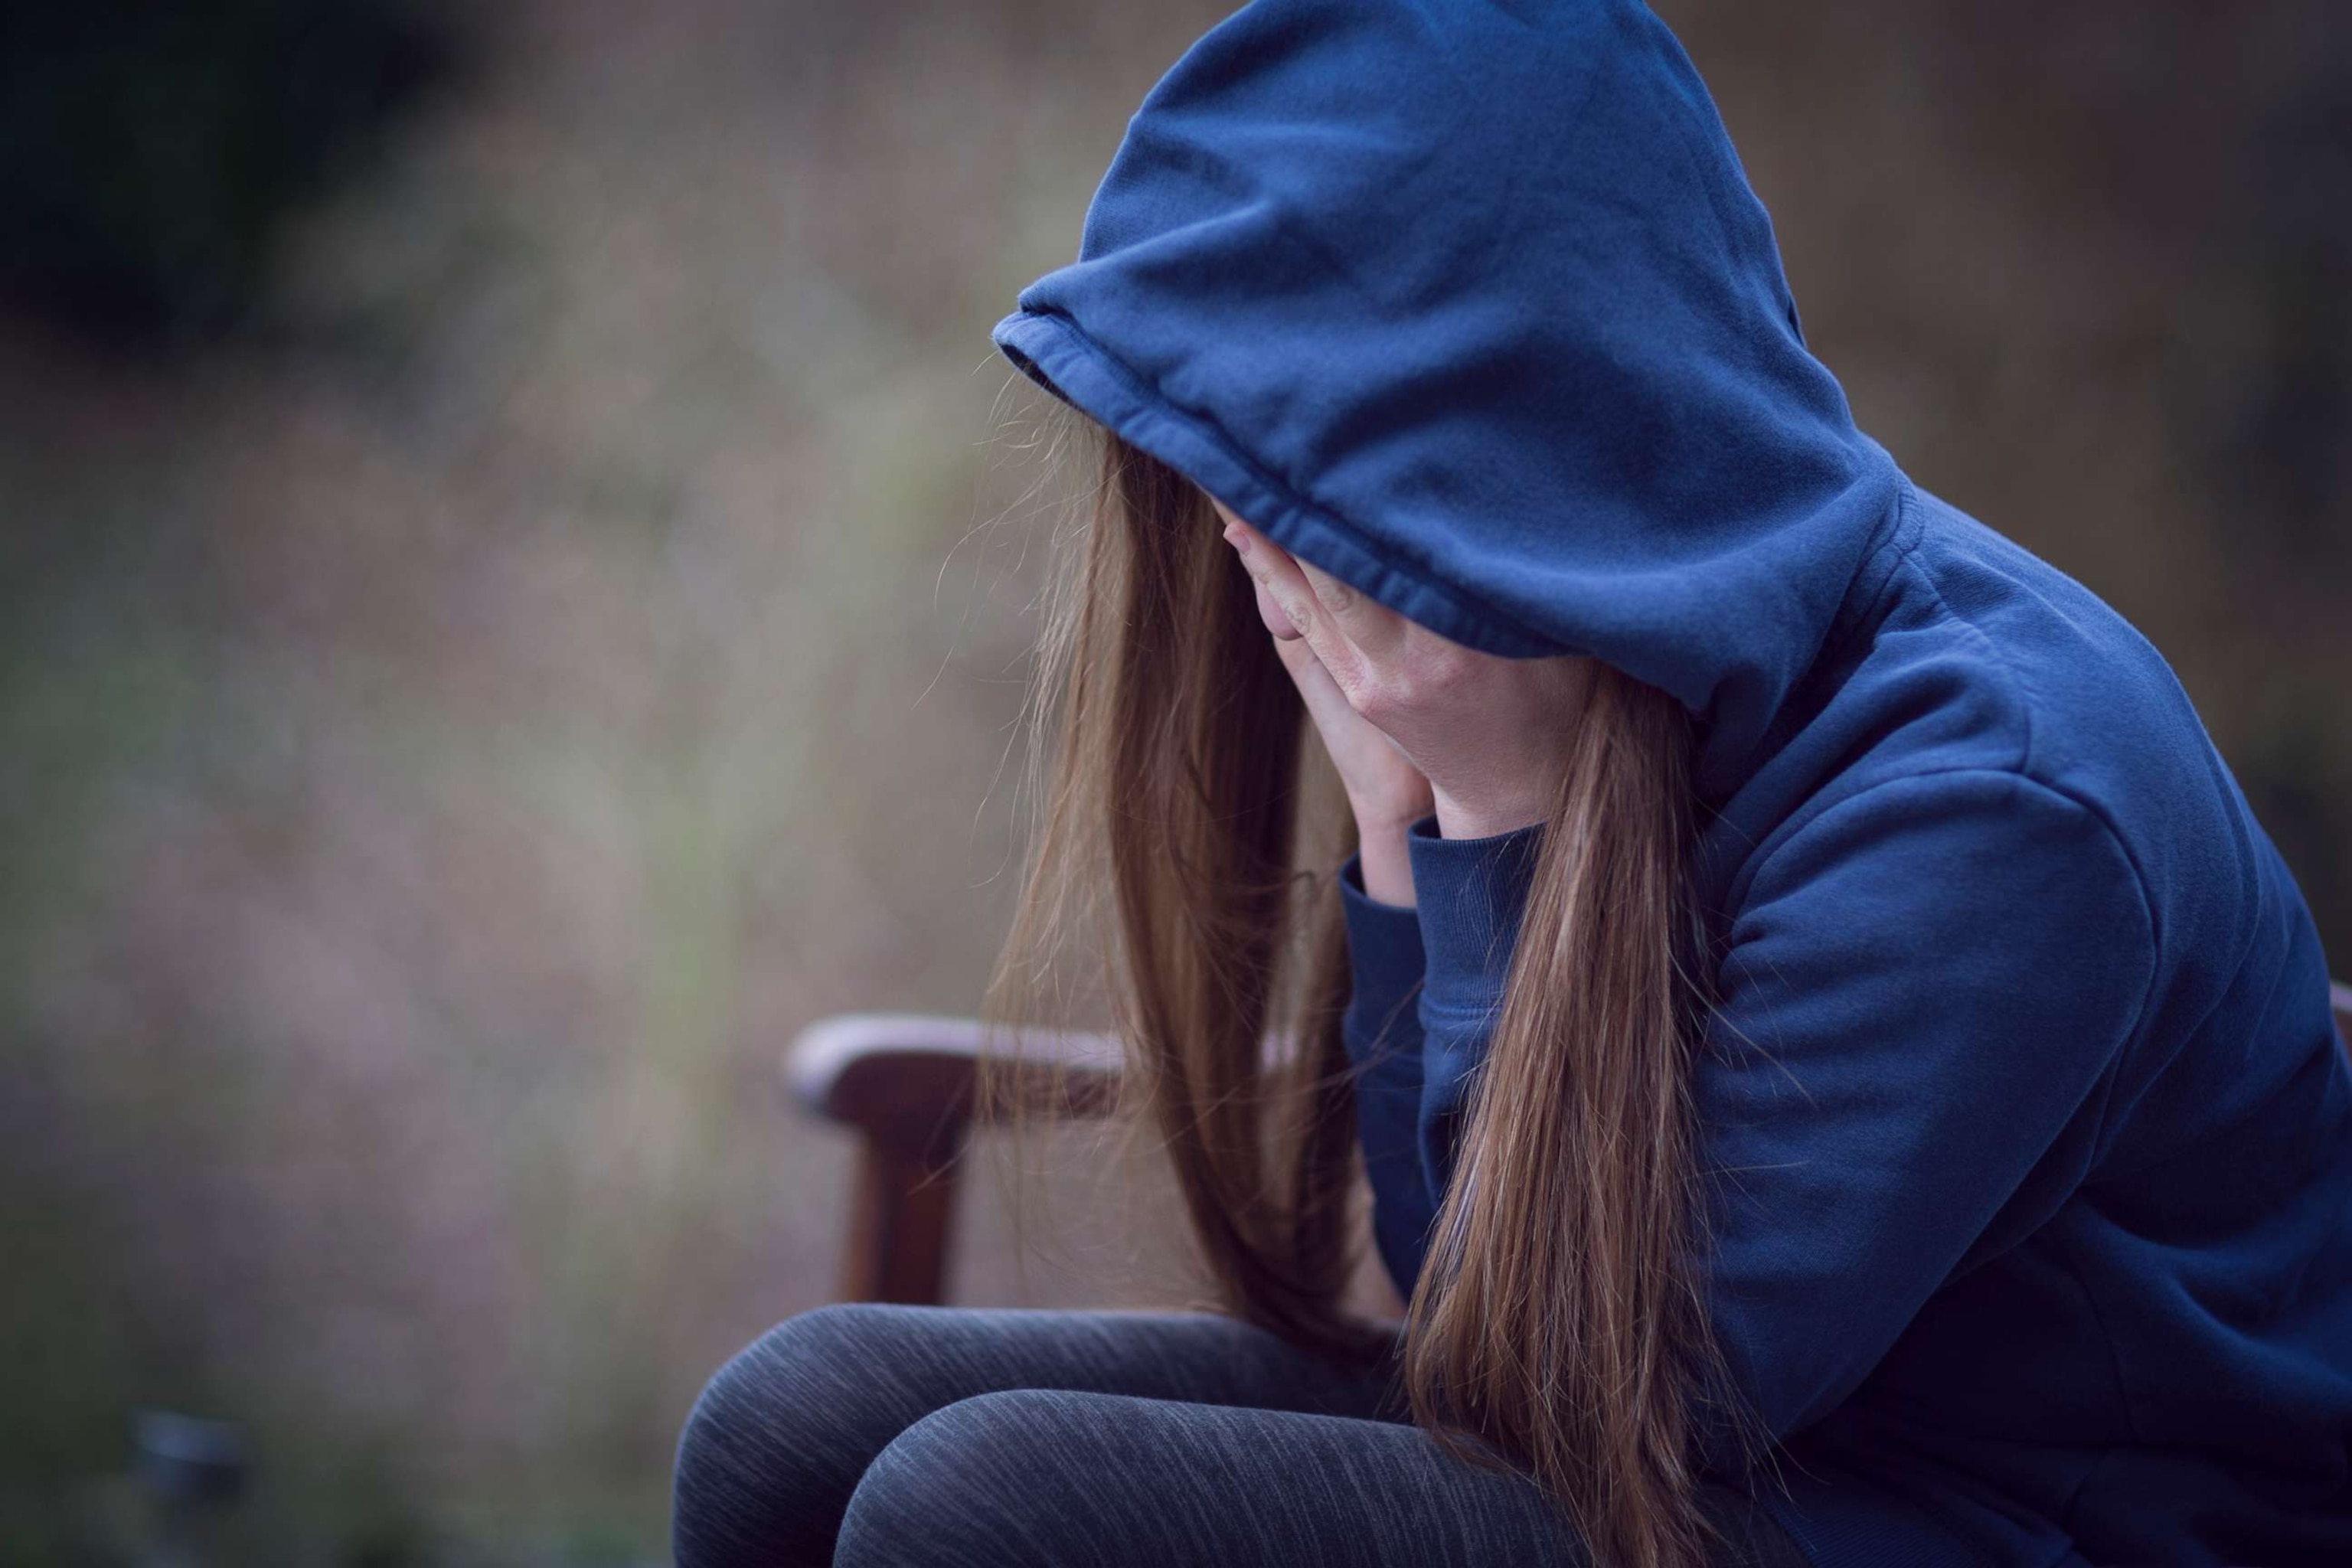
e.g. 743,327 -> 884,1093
671,1304 -> 1809,1567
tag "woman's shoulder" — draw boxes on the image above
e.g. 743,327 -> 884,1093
1714,483 -> 2334,1137
1772,483 -> 2249,897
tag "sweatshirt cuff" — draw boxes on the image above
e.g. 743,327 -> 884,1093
1406,814 -> 1544,1017
1338,850 -> 1428,1063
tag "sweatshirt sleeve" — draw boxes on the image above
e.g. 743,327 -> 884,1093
1337,849 -> 1434,1299
1691,769 -> 2154,1469
1341,818 -> 1550,1300
1405,815 -> 1546,1225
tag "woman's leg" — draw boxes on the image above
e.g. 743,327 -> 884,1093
834,1389 -> 1807,1568
670,1303 -> 1406,1567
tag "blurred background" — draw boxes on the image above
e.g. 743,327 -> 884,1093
2,0 -> 2345,1562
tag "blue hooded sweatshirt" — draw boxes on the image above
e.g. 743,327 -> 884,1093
991,3 -> 2352,1563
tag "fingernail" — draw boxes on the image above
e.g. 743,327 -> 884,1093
1222,524 -> 1251,556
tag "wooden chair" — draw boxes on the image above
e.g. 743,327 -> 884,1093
784,1015 -> 1124,1304
788,984 -> 2352,1306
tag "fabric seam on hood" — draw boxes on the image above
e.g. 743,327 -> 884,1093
998,304 -> 1564,658
1821,475 -> 1926,668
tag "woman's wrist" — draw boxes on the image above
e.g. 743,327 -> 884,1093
1430,785 -> 1550,843
1350,805 -> 1419,907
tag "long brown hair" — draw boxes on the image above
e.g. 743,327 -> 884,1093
986,423 -> 1732,1568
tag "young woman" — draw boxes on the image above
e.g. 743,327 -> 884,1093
673,3 -> 2352,1565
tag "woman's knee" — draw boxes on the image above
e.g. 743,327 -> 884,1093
672,1302 -> 923,1568
835,1389 -> 1167,1568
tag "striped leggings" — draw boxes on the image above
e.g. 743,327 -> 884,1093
671,1302 -> 1808,1566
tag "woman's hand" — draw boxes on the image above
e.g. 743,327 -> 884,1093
1210,501 -> 1594,857
1223,504 -> 1432,904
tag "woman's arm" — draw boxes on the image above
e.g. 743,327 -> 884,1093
1340,815 -> 1553,1303
1396,815 -> 1547,1259
1686,770 -> 2153,1461
1337,837 -> 1437,1302
1351,769 -> 2154,1478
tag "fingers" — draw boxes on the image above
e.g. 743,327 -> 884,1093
1219,514 -> 1354,676
1291,555 -> 1406,662
1219,513 -> 1410,682
1270,621 -> 1357,733
1251,576 -> 1302,642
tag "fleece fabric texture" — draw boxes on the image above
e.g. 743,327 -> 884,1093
991,2 -> 2352,1563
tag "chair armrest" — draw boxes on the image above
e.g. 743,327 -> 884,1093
786,1012 -> 1124,1148
784,1013 -> 1125,1304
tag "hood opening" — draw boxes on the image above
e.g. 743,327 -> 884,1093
996,0 -> 1907,797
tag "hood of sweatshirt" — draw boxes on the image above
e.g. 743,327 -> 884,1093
993,0 -> 1908,798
